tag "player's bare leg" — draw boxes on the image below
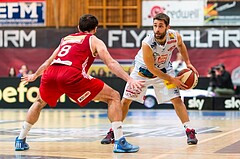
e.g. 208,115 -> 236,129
171,97 -> 198,145
94,84 -> 139,152
171,97 -> 189,123
101,97 -> 132,144
121,98 -> 132,121
15,94 -> 47,151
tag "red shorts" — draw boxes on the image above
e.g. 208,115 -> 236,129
39,65 -> 104,107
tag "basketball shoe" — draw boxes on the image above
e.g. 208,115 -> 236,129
15,137 -> 29,151
101,128 -> 114,144
113,137 -> 139,153
186,128 -> 198,145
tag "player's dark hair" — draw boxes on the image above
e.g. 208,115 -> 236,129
79,14 -> 98,32
153,13 -> 170,26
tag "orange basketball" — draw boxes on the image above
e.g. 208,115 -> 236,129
177,68 -> 198,89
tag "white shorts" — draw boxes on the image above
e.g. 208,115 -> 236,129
123,66 -> 180,104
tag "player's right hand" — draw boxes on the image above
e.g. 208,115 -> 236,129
127,78 -> 145,92
21,74 -> 38,85
172,75 -> 188,90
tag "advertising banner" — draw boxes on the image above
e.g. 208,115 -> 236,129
0,0 -> 45,26
204,1 -> 240,26
214,96 -> 240,110
0,77 -> 208,109
231,66 -> 240,86
184,97 -> 213,110
142,0 -> 204,26
0,77 -> 124,109
0,27 -> 240,77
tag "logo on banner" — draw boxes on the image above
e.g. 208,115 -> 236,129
188,97 -> 205,110
142,1 -> 204,26
148,6 -> 165,18
0,0 -> 45,26
224,97 -> 240,109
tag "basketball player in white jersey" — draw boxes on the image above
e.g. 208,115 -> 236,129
101,13 -> 199,145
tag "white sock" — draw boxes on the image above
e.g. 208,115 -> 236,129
183,121 -> 192,129
112,121 -> 123,140
18,121 -> 32,139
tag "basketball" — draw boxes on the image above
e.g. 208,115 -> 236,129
177,68 -> 198,89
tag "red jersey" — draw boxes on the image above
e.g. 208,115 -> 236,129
52,32 -> 96,76
40,32 -> 104,107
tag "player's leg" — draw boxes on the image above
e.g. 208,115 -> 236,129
171,97 -> 189,123
93,83 -> 122,122
121,98 -> 133,121
15,67 -> 63,151
93,83 -> 139,153
153,74 -> 198,145
171,97 -> 198,145
15,94 -> 47,151
100,97 -> 133,144
101,76 -> 147,145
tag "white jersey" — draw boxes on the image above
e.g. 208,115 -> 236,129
123,29 -> 180,104
134,29 -> 178,71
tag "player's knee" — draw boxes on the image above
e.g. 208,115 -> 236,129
35,97 -> 47,108
111,89 -> 120,101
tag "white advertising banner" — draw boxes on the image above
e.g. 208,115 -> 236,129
142,0 -> 204,26
0,0 -> 46,26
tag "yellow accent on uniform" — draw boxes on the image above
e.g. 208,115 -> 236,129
164,80 -> 177,89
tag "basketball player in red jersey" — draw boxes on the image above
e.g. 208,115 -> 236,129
15,14 -> 144,153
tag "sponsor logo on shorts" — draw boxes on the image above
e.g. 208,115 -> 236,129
78,91 -> 91,103
174,89 -> 179,94
125,86 -> 141,98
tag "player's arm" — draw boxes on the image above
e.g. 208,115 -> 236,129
176,32 -> 199,76
21,46 -> 60,84
142,42 -> 186,89
91,36 -> 144,90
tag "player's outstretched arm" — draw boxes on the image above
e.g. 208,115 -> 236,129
21,46 -> 60,85
92,36 -> 144,90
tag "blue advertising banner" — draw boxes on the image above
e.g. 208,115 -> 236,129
0,0 -> 45,26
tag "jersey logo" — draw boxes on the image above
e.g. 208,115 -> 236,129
167,45 -> 176,52
167,40 -> 177,44
64,35 -> 86,41
169,32 -> 175,39
77,91 -> 91,103
62,35 -> 86,45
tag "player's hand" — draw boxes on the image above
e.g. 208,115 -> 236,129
127,78 -> 145,92
21,74 -> 38,85
172,75 -> 188,90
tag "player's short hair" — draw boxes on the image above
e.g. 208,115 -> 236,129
153,13 -> 170,26
79,14 -> 98,32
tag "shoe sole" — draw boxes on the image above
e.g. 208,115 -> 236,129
101,141 -> 111,144
101,139 -> 114,144
187,140 -> 198,145
15,148 -> 25,151
113,148 -> 139,153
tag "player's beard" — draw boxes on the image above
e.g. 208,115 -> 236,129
154,29 -> 167,40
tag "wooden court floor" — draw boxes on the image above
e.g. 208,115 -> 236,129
1,108 -> 240,159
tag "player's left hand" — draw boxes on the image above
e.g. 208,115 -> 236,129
187,64 -> 199,77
